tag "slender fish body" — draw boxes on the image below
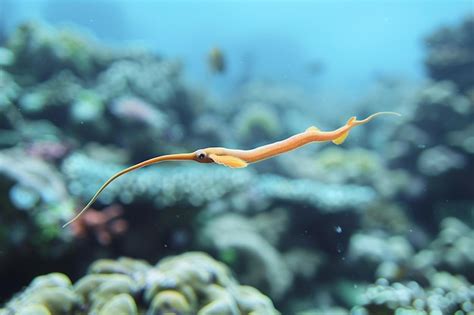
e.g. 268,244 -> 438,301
63,111 -> 400,227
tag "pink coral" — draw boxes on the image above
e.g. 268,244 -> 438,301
69,204 -> 128,245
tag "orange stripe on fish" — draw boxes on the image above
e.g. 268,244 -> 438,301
63,111 -> 400,228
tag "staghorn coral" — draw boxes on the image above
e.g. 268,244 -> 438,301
0,252 -> 280,315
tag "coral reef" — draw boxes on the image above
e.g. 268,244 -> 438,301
1,252 -> 279,315
69,204 -> 128,246
279,147 -> 410,199
198,212 -> 293,300
389,17 -> 474,232
360,273 -> 474,314
62,151 -> 376,214
5,21 -> 107,81
62,152 -> 252,208
1,13 -> 473,315
0,148 -> 75,247
413,217 -> 474,277
424,15 -> 474,92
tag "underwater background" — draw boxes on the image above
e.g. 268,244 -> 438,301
1,1 -> 474,314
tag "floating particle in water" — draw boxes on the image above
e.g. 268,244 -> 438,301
334,226 -> 343,233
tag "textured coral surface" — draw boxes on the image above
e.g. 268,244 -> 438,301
1,13 -> 473,315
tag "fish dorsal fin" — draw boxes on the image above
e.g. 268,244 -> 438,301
209,154 -> 248,168
347,116 -> 357,125
332,131 -> 350,145
305,126 -> 320,133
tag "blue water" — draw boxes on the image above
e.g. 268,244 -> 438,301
1,1 -> 474,313
3,0 -> 472,98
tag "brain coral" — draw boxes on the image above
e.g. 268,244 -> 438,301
1,252 -> 280,315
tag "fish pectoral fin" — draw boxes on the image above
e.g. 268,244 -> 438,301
332,117 -> 356,145
332,131 -> 350,145
306,126 -> 321,133
209,154 -> 248,168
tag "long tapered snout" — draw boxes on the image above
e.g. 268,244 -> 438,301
62,153 -> 196,228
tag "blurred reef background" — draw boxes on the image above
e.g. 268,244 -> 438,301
1,1 -> 474,314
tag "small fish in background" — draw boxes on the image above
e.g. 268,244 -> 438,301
208,47 -> 226,74
305,60 -> 324,76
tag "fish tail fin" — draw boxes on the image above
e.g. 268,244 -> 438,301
332,111 -> 401,145
352,111 -> 401,126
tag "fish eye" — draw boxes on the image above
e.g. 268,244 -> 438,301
196,150 -> 207,160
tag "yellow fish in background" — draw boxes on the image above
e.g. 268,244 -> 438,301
63,111 -> 400,228
208,47 -> 226,74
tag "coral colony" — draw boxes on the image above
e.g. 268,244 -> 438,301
0,15 -> 473,314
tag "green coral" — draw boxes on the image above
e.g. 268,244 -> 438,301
6,21 -> 106,81
1,253 -> 279,315
233,103 -> 281,145
0,273 -> 79,315
281,147 -> 409,198
62,152 -> 375,214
